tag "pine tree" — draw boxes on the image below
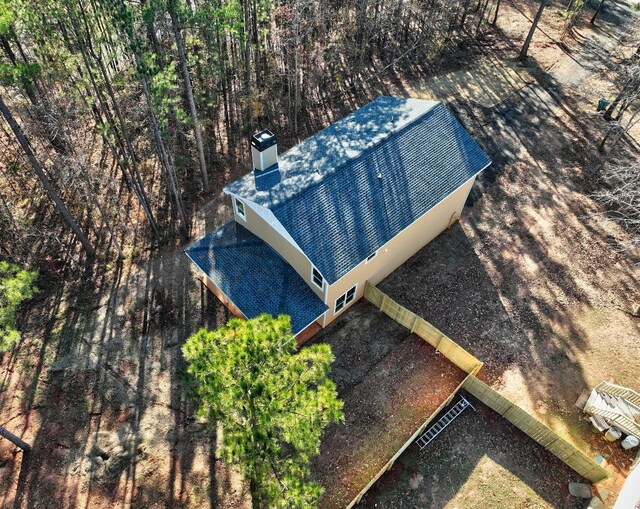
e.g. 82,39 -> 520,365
183,314 -> 344,509
0,260 -> 37,351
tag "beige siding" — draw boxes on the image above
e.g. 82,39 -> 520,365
324,176 -> 476,324
233,198 -> 324,300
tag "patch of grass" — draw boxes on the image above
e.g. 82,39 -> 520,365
582,307 -> 608,330
453,458 -> 546,509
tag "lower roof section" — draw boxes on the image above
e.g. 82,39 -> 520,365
185,222 -> 328,335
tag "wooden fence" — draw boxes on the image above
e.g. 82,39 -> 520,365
345,371 -> 474,509
364,282 -> 483,375
463,376 -> 609,483
363,281 -> 609,487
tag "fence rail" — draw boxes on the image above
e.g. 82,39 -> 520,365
463,375 -> 609,484
365,282 -> 483,375
597,381 -> 640,408
346,372 -> 473,509
363,281 -> 609,488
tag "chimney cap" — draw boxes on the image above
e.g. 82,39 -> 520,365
251,129 -> 277,151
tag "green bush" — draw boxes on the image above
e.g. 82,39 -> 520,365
0,261 -> 38,351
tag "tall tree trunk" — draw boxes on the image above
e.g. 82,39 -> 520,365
519,0 -> 548,61
477,0 -> 490,33
459,0 -> 472,29
492,0 -> 501,25
168,0 -> 210,191
604,87 -> 625,120
72,1 -> 160,236
0,425 -> 31,451
77,161 -> 124,259
242,0 -> 252,133
132,52 -> 190,234
590,0 -> 605,24
0,95 -> 95,257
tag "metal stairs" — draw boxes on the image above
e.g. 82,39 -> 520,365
416,396 -> 474,450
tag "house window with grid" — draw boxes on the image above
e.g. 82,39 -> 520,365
312,267 -> 324,289
234,198 -> 246,220
335,284 -> 357,313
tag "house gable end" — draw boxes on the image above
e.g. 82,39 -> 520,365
226,192 -> 327,301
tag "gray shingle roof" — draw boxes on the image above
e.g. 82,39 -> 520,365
226,97 -> 490,283
271,101 -> 490,283
185,222 -> 328,334
225,97 -> 439,208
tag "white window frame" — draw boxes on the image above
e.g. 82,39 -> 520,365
311,266 -> 324,290
234,197 -> 246,221
365,251 -> 378,264
334,284 -> 358,314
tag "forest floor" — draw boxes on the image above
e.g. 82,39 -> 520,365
1,0 -> 640,508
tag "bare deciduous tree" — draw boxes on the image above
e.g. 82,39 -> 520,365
604,57 -> 640,121
593,160 -> 640,252
0,94 -> 95,258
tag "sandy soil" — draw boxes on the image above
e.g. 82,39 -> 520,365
0,199 -> 247,509
377,0 -> 640,501
1,0 -> 639,508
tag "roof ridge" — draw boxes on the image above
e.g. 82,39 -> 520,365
271,103 -> 491,282
224,96 -> 441,209
271,99 -> 443,211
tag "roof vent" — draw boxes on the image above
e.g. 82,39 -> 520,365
251,129 -> 278,172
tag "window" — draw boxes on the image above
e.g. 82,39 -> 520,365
312,267 -> 324,289
365,251 -> 377,263
335,284 -> 357,313
235,198 -> 246,220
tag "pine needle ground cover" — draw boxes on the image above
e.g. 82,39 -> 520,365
306,301 -> 466,509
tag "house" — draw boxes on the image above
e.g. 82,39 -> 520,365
185,96 -> 491,342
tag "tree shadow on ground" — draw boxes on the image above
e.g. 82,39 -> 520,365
0,194 -> 238,509
374,9 -> 639,484
2,1 -> 639,507
358,392 -> 588,509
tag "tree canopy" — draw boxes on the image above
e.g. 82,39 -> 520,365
0,260 -> 37,351
182,314 -> 344,509
0,0 -> 501,265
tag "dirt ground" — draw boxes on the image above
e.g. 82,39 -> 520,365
357,392 -> 587,509
307,302 -> 466,509
1,0 -> 639,508
0,201 -> 245,509
376,0 -> 640,498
